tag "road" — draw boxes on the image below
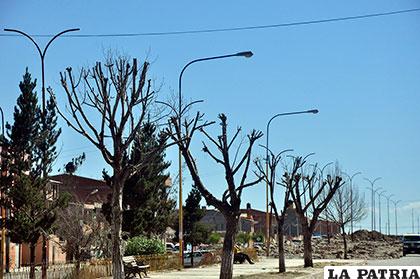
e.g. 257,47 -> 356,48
367,255 -> 420,266
146,258 -> 364,279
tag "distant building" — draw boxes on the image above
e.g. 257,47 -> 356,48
0,158 -> 111,269
200,203 -> 340,238
50,174 -> 110,207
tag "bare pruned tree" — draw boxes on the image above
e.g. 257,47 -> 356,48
166,113 -> 262,279
324,183 -> 366,259
281,156 -> 344,267
255,148 -> 292,273
50,56 -> 165,279
54,203 -> 110,274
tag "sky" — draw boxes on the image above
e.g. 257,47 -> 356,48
0,0 -> 419,234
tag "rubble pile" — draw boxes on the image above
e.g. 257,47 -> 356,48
256,230 -> 402,260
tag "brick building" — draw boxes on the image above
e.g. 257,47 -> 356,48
0,156 -> 110,269
200,203 -> 340,238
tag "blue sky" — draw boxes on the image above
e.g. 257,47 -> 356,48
1,0 -> 419,233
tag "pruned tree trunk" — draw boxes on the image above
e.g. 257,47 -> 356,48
111,174 -> 124,279
327,221 -> 331,244
341,225 -> 348,259
30,242 -> 36,279
42,235 -> 47,279
302,228 -> 313,267
277,220 -> 285,273
220,215 -> 238,279
190,245 -> 194,267
75,246 -> 81,274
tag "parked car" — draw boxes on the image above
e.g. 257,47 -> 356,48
402,234 -> 420,256
183,251 -> 204,267
166,242 -> 176,252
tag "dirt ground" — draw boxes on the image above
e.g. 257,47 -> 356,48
260,230 -> 402,260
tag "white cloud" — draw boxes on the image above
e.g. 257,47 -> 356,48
401,201 -> 420,212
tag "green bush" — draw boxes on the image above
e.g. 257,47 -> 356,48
207,232 -> 221,244
125,236 -> 165,256
252,232 -> 264,243
236,232 -> 251,245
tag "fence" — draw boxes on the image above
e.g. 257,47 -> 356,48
3,248 -> 257,278
4,261 -> 112,279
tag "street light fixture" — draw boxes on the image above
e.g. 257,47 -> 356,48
364,177 -> 382,231
82,189 -> 99,214
384,194 -> 394,235
391,200 -> 401,236
265,109 -> 319,256
177,51 -> 253,266
378,190 -> 387,234
343,171 -> 361,235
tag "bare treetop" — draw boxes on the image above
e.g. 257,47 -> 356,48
50,58 -> 155,173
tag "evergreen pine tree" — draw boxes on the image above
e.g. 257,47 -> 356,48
102,122 -> 175,237
182,185 -> 211,266
1,70 -> 68,279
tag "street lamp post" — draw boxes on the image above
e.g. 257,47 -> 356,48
378,190 -> 386,234
385,194 -> 394,235
265,109 -> 318,256
343,172 -> 361,235
4,28 -> 80,278
81,189 -> 99,216
311,162 -> 333,240
391,200 -> 401,236
177,51 -> 253,267
364,177 -> 382,231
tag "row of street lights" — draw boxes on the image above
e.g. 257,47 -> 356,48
364,177 -> 402,235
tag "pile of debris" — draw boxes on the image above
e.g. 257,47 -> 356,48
256,230 -> 402,260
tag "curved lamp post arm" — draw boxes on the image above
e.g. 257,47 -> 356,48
178,51 -> 253,116
266,109 -> 319,161
43,28 -> 80,57
345,171 -> 362,182
4,28 -> 80,59
4,28 -> 43,58
364,177 -> 382,187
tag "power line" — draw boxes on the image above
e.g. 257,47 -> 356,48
1,7 -> 419,38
